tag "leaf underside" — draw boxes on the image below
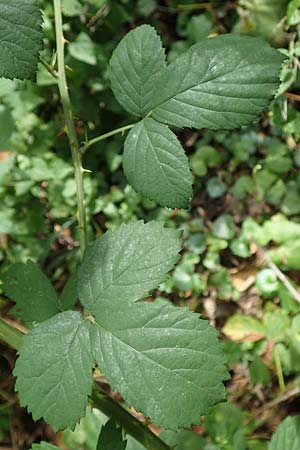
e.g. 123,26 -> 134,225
123,118 -> 192,208
151,34 -> 285,130
14,311 -> 93,431
0,0 -> 43,80
109,24 -> 166,117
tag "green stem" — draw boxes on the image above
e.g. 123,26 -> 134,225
92,388 -> 171,450
53,0 -> 87,258
40,58 -> 58,79
0,319 -> 23,351
274,346 -> 285,392
0,321 -> 170,450
80,123 -> 136,155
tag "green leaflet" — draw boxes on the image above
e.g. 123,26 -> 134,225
97,419 -> 127,450
2,261 -> 77,321
90,300 -> 229,430
78,221 -> 182,317
58,271 -> 78,311
0,0 -> 43,80
14,311 -> 94,431
269,416 -> 300,450
2,261 -> 60,322
123,118 -> 192,208
151,34 -> 285,129
109,24 -> 166,117
31,443 -> 60,450
78,221 -> 228,429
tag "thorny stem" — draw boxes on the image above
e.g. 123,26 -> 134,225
53,0 -> 87,257
80,123 -> 136,155
92,389 -> 171,450
0,319 -> 23,350
0,321 -> 171,450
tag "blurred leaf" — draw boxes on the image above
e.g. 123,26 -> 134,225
269,416 -> 300,450
223,314 -> 265,342
249,355 -> 271,386
287,0 -> 300,25
230,236 -> 251,258
207,177 -> 227,199
161,430 -> 207,449
186,14 -> 214,43
256,269 -> 279,298
212,215 -> 236,241
0,106 -> 14,150
69,33 -> 97,65
205,403 -> 247,450
231,175 -> 254,199
137,0 -> 156,16
235,0 -> 288,44
62,0 -> 82,16
263,310 -> 290,341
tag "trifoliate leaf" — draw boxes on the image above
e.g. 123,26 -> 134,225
0,0 -> 43,80
31,443 -> 60,450
109,25 -> 166,116
269,416 -> 300,450
2,261 -> 60,322
90,301 -> 228,430
123,118 -> 192,208
97,419 -> 127,450
152,34 -> 285,129
78,221 -> 182,317
14,311 -> 94,431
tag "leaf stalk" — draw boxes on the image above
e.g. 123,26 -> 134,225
80,123 -> 136,155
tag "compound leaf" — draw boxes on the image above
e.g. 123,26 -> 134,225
152,34 -> 285,130
97,419 -> 127,450
0,0 -> 43,80
90,300 -> 228,430
2,261 -> 60,323
78,221 -> 181,317
269,416 -> 300,450
14,311 -> 94,431
109,25 -> 166,117
123,118 -> 192,208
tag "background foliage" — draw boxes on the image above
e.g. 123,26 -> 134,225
1,0 -> 300,449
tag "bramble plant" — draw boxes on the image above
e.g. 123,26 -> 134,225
0,0 -> 286,449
